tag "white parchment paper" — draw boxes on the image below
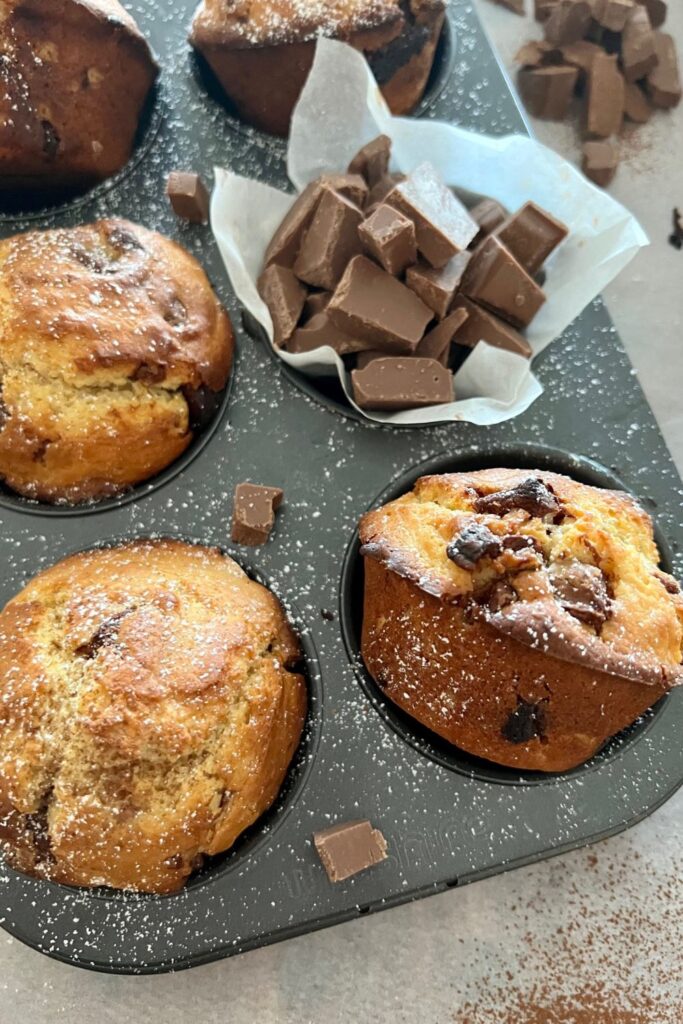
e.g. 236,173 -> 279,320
211,38 -> 648,426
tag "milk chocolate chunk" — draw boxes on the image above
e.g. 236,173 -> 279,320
586,53 -> 624,138
351,358 -> 454,411
474,478 -> 559,517
621,5 -> 657,82
517,65 -> 579,119
592,0 -> 634,31
294,188 -> 364,290
491,0 -> 524,12
496,202 -> 569,275
319,173 -> 369,208
544,0 -> 593,44
366,172 -> 407,211
257,264 -> 307,347
313,820 -> 388,883
447,523 -> 502,570
646,32 -> 682,108
515,40 -> 558,67
166,171 -> 210,224
231,483 -> 284,546
624,81 -> 652,121
287,312 -> 366,355
549,561 -> 612,629
387,163 -> 479,268
560,40 -> 604,82
406,253 -> 471,318
264,182 -> 323,268
470,198 -> 509,238
462,236 -> 546,329
359,204 -> 417,276
355,350 -> 384,370
451,296 -> 532,357
328,256 -> 433,353
304,290 -> 331,321
643,0 -> 666,28
417,308 -> 469,364
582,139 -> 620,186
535,0 -> 559,20
347,135 -> 392,188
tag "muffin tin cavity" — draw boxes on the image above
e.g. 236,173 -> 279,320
339,444 -> 673,787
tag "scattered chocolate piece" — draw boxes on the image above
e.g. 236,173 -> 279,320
474,478 -> 560,517
351,357 -> 454,411
560,40 -> 604,83
313,820 -> 388,883
359,204 -> 417,276
582,139 -> 619,187
303,291 -> 331,321
328,256 -> 433,353
320,608 -> 336,621
496,201 -> 568,276
417,308 -> 469,365
294,188 -> 364,290
287,312 -> 366,355
643,0 -> 666,28
231,483 -> 283,546
366,172 -> 406,211
387,162 -> 478,268
515,40 -> 559,67
355,350 -> 384,369
264,182 -> 323,268
668,207 -> 683,250
549,560 -> 612,629
487,579 -> 518,612
592,0 -> 634,32
621,4 -> 657,82
462,235 -> 546,329
166,171 -> 210,224
447,522 -> 503,570
623,81 -> 652,122
451,296 -> 533,357
182,384 -> 224,431
347,135 -> 392,187
544,0 -> 593,45
257,264 -> 307,347
319,173 -> 369,208
646,32 -> 682,108
470,198 -> 509,238
502,699 -> 547,744
517,65 -> 579,119
586,52 -> 624,138
406,253 -> 471,318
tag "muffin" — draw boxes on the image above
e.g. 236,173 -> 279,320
360,468 -> 683,772
0,218 -> 234,503
190,0 -> 446,136
0,540 -> 307,893
0,0 -> 157,190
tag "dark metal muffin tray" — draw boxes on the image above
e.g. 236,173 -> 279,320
1,0 -> 682,975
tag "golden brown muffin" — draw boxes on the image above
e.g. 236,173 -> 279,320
0,0 -> 158,190
0,218 -> 234,504
0,539 -> 307,893
190,0 -> 446,136
360,468 -> 683,772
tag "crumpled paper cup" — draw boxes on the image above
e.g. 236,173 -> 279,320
211,37 -> 648,426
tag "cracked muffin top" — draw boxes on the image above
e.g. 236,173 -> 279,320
0,218 -> 234,503
0,539 -> 307,893
360,468 -> 683,689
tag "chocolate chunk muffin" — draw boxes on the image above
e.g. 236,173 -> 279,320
0,219 -> 234,503
360,468 -> 683,772
0,540 -> 307,893
190,0 -> 446,136
0,0 -> 157,189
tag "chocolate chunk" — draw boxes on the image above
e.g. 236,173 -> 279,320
450,296 -> 533,358
257,264 -> 307,348
624,81 -> 652,122
470,198 -> 509,238
669,207 -> 683,250
328,256 -> 433,353
319,173 -> 369,208
351,357 -> 454,411
182,384 -> 224,431
166,171 -> 210,225
303,291 -> 331,321
503,534 -> 542,553
231,483 -> 283,546
549,561 -> 612,629
560,40 -> 604,84
359,204 -> 417,276
41,120 -> 60,159
511,568 -> 554,600
406,253 -> 471,318
487,580 -> 518,612
582,139 -> 619,187
643,0 -> 666,28
586,53 -> 624,138
287,312 -> 367,355
592,0 -> 634,31
387,163 -> 479,268
462,236 -> 546,329
544,0 -> 592,43
366,172 -> 407,211
313,820 -> 388,883
502,699 -> 547,744
264,182 -> 324,268
491,0 -> 524,12
517,65 -> 579,119
622,5 -> 657,82
347,135 -> 392,187
446,523 -> 503,570
496,202 -> 568,276
417,308 -> 469,365
646,32 -> 682,109
76,611 -> 129,659
535,0 -> 559,20
294,188 -> 364,290
474,478 -> 560,517
515,40 -> 558,67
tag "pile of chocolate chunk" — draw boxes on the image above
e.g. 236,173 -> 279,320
512,0 -> 681,187
257,136 -> 568,414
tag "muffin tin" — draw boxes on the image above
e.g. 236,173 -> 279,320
1,0 -> 682,974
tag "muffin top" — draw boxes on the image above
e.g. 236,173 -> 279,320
360,468 -> 683,688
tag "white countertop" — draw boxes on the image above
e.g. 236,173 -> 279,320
2,3 -> 683,1020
